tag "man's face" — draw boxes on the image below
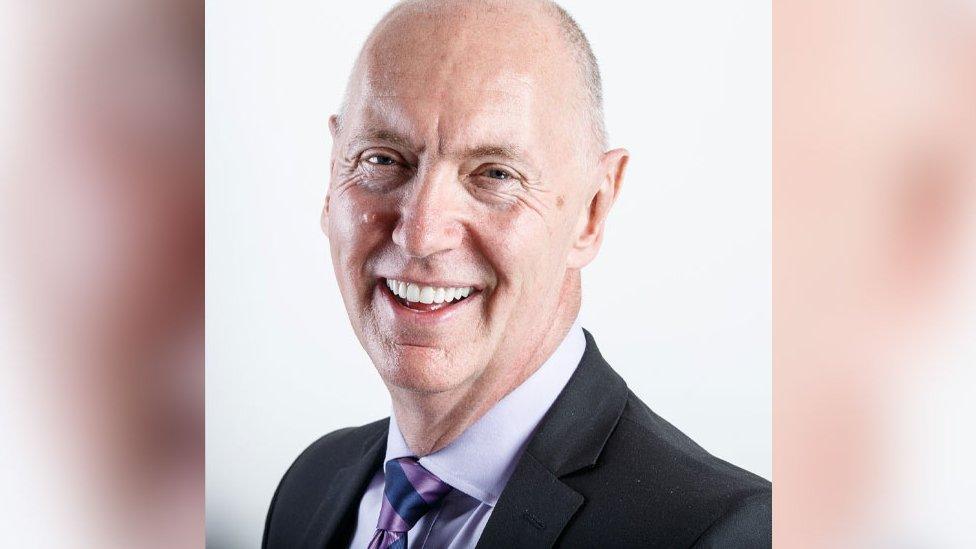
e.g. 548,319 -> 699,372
325,10 -> 599,393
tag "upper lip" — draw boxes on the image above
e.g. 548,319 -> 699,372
378,276 -> 482,291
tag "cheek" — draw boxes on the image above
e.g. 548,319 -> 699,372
472,206 -> 561,293
329,188 -> 396,277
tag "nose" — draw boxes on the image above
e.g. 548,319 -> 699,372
391,164 -> 463,258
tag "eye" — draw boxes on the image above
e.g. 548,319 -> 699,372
482,167 -> 515,180
365,154 -> 397,166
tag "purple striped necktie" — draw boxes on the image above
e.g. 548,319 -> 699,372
368,457 -> 454,549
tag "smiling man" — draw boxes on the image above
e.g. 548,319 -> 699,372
263,1 -> 770,547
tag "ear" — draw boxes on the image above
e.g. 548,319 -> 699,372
322,114 -> 341,239
321,195 -> 330,239
329,114 -> 340,139
566,148 -> 629,269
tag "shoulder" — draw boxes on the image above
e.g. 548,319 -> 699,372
616,391 -> 769,492
560,391 -> 771,547
691,490 -> 771,548
262,418 -> 389,547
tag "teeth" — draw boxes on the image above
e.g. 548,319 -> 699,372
384,279 -> 474,305
406,283 -> 420,302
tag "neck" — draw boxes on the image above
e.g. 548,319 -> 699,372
390,279 -> 581,456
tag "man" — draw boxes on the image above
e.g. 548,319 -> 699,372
264,0 -> 770,547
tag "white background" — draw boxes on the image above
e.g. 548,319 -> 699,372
206,1 -> 771,547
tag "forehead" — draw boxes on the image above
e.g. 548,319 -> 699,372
344,6 -> 577,151
353,73 -> 537,149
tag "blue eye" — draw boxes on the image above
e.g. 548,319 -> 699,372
366,155 -> 396,166
485,168 -> 513,180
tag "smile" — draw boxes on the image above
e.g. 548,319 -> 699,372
383,278 -> 475,312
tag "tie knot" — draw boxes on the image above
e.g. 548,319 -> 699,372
376,457 -> 453,533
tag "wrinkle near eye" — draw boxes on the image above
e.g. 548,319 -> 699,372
514,184 -> 552,219
335,148 -> 359,175
332,172 -> 367,197
470,175 -> 551,219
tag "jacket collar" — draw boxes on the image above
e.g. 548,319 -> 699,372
301,420 -> 387,548
476,329 -> 630,548
526,329 -> 629,475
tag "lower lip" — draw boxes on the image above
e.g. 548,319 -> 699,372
376,283 -> 479,324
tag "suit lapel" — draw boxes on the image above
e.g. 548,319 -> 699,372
474,452 -> 583,548
302,422 -> 387,549
477,330 -> 629,548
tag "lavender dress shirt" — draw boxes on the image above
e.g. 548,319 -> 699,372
347,322 -> 586,549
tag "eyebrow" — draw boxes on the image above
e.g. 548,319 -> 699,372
462,144 -> 528,164
348,129 -> 415,150
347,129 -> 533,168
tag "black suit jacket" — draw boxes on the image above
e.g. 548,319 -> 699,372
264,330 -> 771,548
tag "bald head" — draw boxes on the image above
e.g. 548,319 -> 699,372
337,0 -> 606,153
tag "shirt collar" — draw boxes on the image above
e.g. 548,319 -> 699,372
384,321 -> 586,506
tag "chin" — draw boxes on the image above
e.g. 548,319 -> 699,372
373,343 -> 478,394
